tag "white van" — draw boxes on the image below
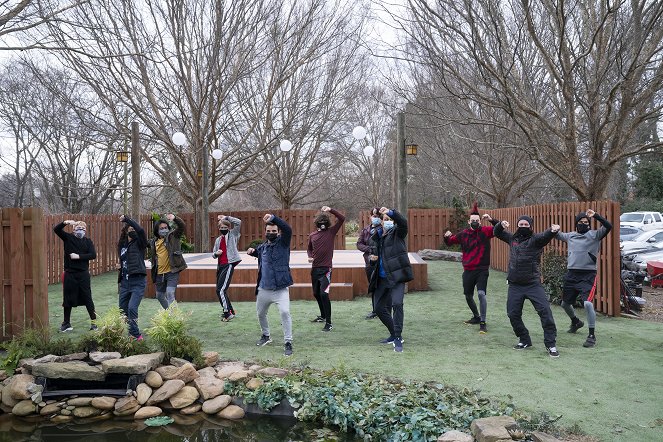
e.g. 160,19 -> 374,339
620,211 -> 663,231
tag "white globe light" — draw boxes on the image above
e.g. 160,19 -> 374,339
172,131 -> 186,146
211,149 -> 223,160
352,126 -> 367,140
363,145 -> 375,157
279,139 -> 293,152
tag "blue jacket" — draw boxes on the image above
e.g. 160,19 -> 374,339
248,215 -> 293,293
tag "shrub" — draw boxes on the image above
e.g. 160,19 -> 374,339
88,307 -> 140,356
247,239 -> 263,250
541,250 -> 568,304
145,305 -> 204,366
344,220 -> 360,236
0,327 -> 77,375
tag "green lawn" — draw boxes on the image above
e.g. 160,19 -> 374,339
47,261 -> 663,441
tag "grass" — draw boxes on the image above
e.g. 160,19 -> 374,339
47,261 -> 663,441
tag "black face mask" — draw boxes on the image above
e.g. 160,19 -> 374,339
220,229 -> 229,235
128,231 -> 137,240
576,224 -> 590,234
266,233 -> 278,242
470,221 -> 480,230
317,223 -> 327,230
516,227 -> 532,237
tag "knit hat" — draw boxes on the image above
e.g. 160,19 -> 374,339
470,201 -> 479,216
73,221 -> 87,230
575,212 -> 589,224
518,215 -> 533,227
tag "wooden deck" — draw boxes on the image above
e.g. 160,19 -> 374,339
146,250 -> 429,302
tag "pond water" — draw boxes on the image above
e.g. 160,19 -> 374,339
0,413 -> 363,442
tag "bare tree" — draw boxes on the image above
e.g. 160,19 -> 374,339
394,0 -> 663,201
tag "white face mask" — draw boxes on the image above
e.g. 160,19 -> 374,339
383,220 -> 394,230
74,230 -> 86,239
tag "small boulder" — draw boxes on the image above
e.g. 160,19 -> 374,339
168,386 -> 199,409
60,409 -> 72,416
51,415 -> 73,424
169,357 -> 190,368
33,354 -> 59,364
40,403 -> 61,415
134,406 -> 162,420
73,406 -> 102,418
0,370 -> 7,382
180,403 -> 201,415
56,352 -> 88,362
155,365 -> 178,379
145,371 -> 163,388
531,432 -> 563,442
197,367 -> 217,378
215,363 -> 246,379
203,351 -> 219,367
193,376 -> 225,400
113,405 -> 140,417
12,400 -> 37,416
90,396 -> 117,411
68,397 -> 93,407
246,378 -> 264,390
217,404 -> 244,420
6,374 -> 36,400
88,352 -> 121,363
135,383 -> 152,405
228,370 -> 250,383
146,379 -> 185,406
437,430 -> 474,442
163,363 -> 199,384
470,416 -> 516,442
102,352 -> 165,375
32,361 -> 105,382
202,394 -> 232,414
115,396 -> 139,413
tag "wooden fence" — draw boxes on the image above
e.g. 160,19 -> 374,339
1,208 -> 48,339
45,210 -> 345,285
361,201 -> 621,316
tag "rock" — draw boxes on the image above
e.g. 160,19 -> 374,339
57,352 -> 88,362
202,394 -> 232,414
18,358 -> 35,370
197,367 -> 217,378
90,397 -> 117,411
32,361 -> 105,381
246,378 -> 264,390
228,370 -> 250,383
12,400 -> 37,416
146,379 -> 185,406
531,432 -> 563,442
158,363 -> 199,384
6,374 -> 36,400
181,403 -> 201,415
66,405 -> 75,410
248,364 -> 262,372
168,386 -> 199,409
102,353 -> 165,375
68,397 -> 93,406
113,405 -> 140,417
134,406 -> 162,419
115,396 -> 139,413
0,370 -> 7,382
39,403 -> 62,415
418,249 -> 463,261
51,415 -> 73,423
203,351 -> 219,367
38,401 -> 46,407
215,363 -> 246,379
438,430 -> 474,442
88,352 -> 122,363
73,406 -> 102,418
33,354 -> 60,364
217,404 -> 244,420
155,365 -> 178,379
60,409 -> 72,416
169,357 -> 190,368
193,377 -> 225,400
145,371 -> 163,388
256,367 -> 288,378
136,383 -> 152,405
470,416 -> 517,442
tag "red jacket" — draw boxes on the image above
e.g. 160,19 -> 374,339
444,220 -> 498,271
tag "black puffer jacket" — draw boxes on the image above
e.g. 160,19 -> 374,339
494,222 -> 557,284
118,217 -> 148,278
370,210 -> 413,289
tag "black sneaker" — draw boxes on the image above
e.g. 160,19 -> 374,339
256,335 -> 272,346
365,312 -> 377,320
89,324 -> 98,331
322,323 -> 333,332
513,342 -> 532,350
567,319 -> 584,333
583,336 -> 596,348
464,316 -> 481,325
479,322 -> 487,334
393,337 -> 403,353
379,336 -> 405,344
546,346 -> 560,358
284,342 -> 293,356
60,323 -> 73,332
310,316 -> 324,323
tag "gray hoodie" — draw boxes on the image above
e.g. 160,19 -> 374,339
556,214 -> 612,270
212,216 -> 242,264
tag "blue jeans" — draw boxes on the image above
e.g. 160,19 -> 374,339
119,275 -> 146,338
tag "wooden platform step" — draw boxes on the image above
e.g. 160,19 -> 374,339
147,282 -> 354,302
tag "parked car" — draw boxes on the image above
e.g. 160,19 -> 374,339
620,211 -> 663,231
620,229 -> 663,252
623,245 -> 663,271
620,226 -> 645,242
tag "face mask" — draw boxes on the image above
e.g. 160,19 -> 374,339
516,227 -> 532,237
470,221 -> 480,230
74,230 -> 86,239
128,231 -> 137,240
317,223 -> 327,230
159,228 -> 169,237
576,224 -> 590,234
266,233 -> 278,242
383,220 -> 394,230
220,229 -> 229,235
371,217 -> 381,226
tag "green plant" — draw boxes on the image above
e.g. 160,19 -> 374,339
89,307 -> 138,355
344,220 -> 359,236
541,250 -> 568,304
0,327 -> 51,375
145,305 -> 204,366
247,238 -> 263,250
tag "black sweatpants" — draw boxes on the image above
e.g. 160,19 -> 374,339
374,277 -> 405,338
506,282 -> 557,347
311,267 -> 332,324
62,270 -> 96,323
215,262 -> 238,315
462,269 -> 489,320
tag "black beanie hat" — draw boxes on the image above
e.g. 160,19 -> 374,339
575,212 -> 589,224
518,215 -> 534,227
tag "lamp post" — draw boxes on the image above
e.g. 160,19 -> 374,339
393,112 -> 418,217
116,149 -> 129,213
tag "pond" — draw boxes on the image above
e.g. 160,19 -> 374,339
0,413 -> 363,442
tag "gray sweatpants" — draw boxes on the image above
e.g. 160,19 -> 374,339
256,287 -> 292,343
